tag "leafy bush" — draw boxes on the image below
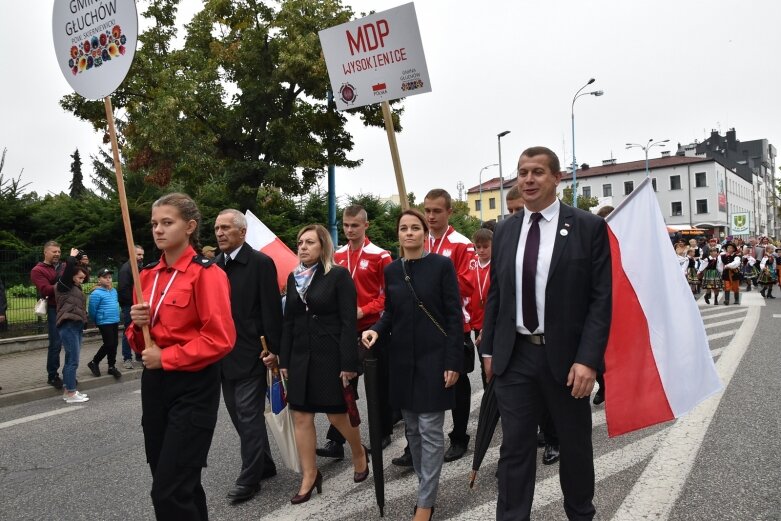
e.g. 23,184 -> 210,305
8,284 -> 36,298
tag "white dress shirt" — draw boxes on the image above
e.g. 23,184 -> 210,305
515,199 -> 560,335
225,245 -> 242,264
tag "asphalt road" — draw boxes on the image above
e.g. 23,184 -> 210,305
0,293 -> 778,520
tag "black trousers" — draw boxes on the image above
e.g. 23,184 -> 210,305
142,364 -> 221,521
448,334 -> 474,444
327,333 -> 394,444
494,336 -> 595,521
222,374 -> 275,485
93,323 -> 119,367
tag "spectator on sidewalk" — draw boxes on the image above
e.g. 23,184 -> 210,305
118,245 -> 144,368
79,252 -> 92,281
201,245 -> 217,259
87,268 -> 122,379
30,240 -> 64,389
56,249 -> 90,403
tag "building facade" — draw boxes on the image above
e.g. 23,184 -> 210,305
465,176 -> 516,222
558,155 -> 754,239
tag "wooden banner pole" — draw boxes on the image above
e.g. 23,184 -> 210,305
103,96 -> 152,349
380,101 -> 409,211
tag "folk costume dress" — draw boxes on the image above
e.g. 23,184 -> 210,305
720,252 -> 742,293
698,256 -> 724,290
758,255 -> 778,285
686,257 -> 701,285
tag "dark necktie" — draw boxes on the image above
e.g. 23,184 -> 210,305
224,255 -> 231,268
522,212 -> 543,333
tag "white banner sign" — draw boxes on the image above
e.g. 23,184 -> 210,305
52,0 -> 138,100
318,3 -> 431,111
731,212 -> 749,234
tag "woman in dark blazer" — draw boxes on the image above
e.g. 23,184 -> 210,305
363,209 -> 463,521
279,224 -> 369,505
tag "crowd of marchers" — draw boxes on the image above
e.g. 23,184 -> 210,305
20,144 -> 780,521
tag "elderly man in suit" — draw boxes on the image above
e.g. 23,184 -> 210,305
481,146 -> 612,520
214,209 -> 283,503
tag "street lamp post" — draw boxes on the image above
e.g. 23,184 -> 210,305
497,130 -> 511,219
478,163 -> 498,223
626,138 -> 670,177
571,78 -> 604,209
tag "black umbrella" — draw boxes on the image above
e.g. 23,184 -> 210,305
363,350 -> 386,517
469,376 -> 501,488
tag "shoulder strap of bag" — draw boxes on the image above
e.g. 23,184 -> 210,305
401,259 -> 447,337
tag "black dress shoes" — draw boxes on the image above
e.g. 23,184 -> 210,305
542,444 -> 560,465
444,439 -> 469,462
227,483 -> 261,503
592,391 -> 605,405
392,449 -> 413,467
316,440 -> 345,459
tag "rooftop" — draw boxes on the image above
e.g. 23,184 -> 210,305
561,156 -> 712,180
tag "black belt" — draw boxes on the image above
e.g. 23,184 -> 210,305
517,333 -> 545,345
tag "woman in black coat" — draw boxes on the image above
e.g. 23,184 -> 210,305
363,209 -> 463,521
279,224 -> 369,505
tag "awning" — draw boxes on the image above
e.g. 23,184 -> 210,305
666,225 -> 703,233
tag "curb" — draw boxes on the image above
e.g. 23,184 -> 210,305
0,368 -> 143,408
0,328 -> 111,356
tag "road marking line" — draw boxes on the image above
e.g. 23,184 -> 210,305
703,317 -> 744,329
612,305 -> 760,520
132,390 -> 141,394
774,314 -> 781,318
0,406 -> 85,430
707,331 -> 732,342
701,309 -> 747,321
710,347 -> 723,358
447,429 -> 668,520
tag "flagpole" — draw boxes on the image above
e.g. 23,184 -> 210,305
103,96 -> 152,349
381,101 -> 409,210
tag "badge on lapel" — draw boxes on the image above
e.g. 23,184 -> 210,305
560,229 -> 568,236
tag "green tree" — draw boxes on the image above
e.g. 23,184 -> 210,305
69,149 -> 86,199
560,186 -> 599,212
61,0 -> 403,214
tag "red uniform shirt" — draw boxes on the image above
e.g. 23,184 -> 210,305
426,225 -> 475,332
469,256 -> 491,330
334,237 -> 392,331
126,245 -> 236,372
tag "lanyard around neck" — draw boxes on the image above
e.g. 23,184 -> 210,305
428,226 -> 450,255
346,242 -> 365,279
476,260 -> 490,303
148,270 -> 178,327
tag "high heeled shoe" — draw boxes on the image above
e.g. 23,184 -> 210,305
413,504 -> 435,520
290,470 -> 322,504
353,444 -> 370,483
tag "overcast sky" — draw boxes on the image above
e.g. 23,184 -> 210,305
2,0 -> 778,205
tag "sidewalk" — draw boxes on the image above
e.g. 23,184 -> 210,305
0,333 -> 143,407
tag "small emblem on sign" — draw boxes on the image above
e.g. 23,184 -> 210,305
339,82 -> 357,105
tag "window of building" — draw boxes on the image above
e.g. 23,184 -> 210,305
652,178 -> 657,192
695,172 -> 707,187
624,181 -> 634,195
489,197 -> 496,210
475,199 -> 481,211
582,186 -> 591,198
671,202 -> 682,216
696,199 -> 708,214
670,175 -> 681,190
603,184 -> 612,197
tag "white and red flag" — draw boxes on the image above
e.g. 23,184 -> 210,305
603,177 -> 722,436
244,210 -> 299,291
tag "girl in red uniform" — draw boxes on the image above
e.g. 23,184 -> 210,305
128,193 -> 236,520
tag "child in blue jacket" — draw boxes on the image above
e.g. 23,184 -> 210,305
88,268 -> 122,378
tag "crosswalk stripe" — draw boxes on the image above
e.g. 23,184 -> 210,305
707,331 -> 733,342
701,309 -> 748,321
703,317 -> 744,329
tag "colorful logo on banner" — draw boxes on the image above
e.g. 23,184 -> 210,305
53,0 -> 138,100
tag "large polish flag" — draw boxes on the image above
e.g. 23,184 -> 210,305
603,177 -> 722,437
244,210 -> 299,291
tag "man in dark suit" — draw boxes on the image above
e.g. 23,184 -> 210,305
481,146 -> 612,520
214,209 -> 283,503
